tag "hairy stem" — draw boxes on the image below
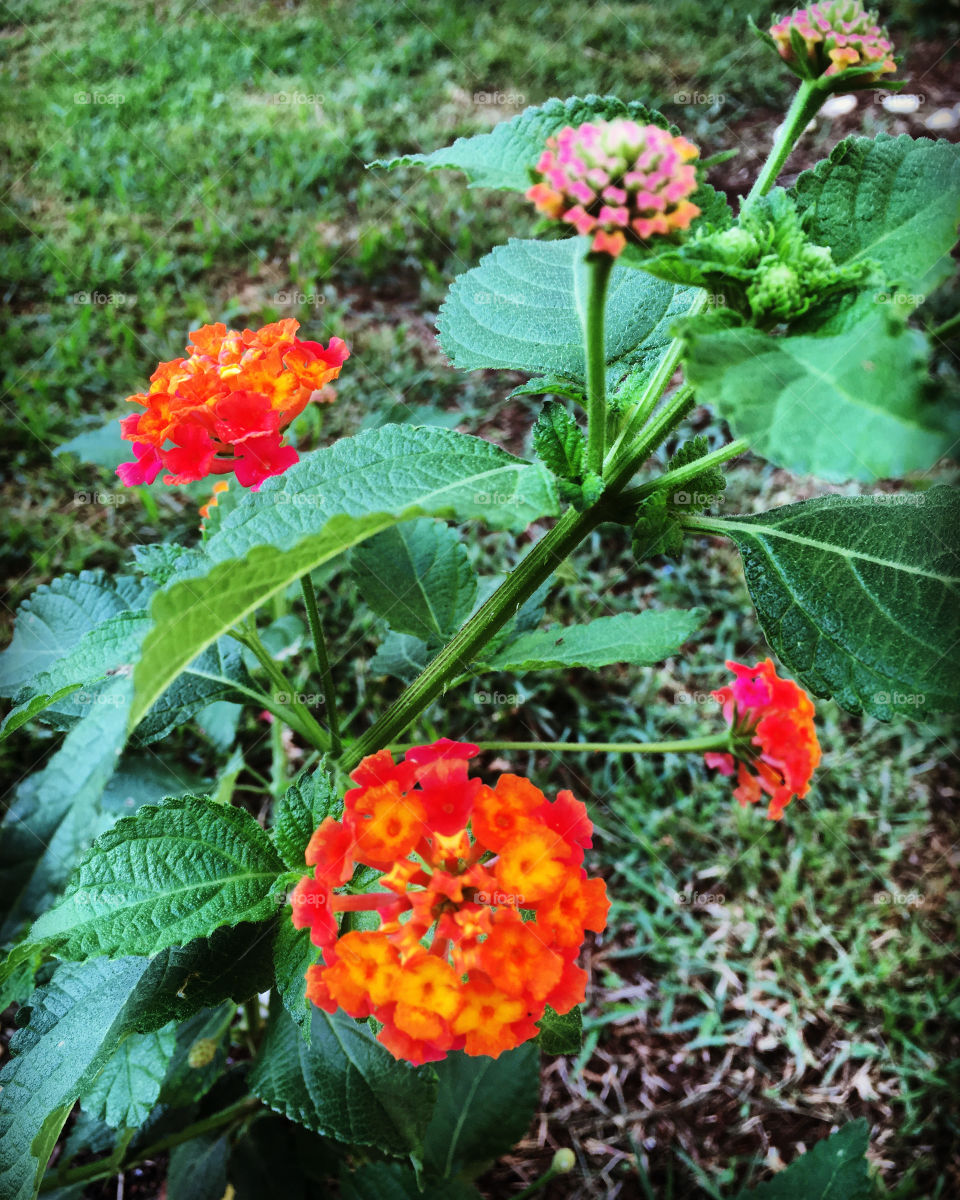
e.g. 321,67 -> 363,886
300,572 -> 341,754
619,437 -> 749,508
395,734 -> 731,755
746,78 -> 823,202
340,506 -> 600,770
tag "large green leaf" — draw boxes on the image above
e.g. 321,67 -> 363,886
735,1119 -> 871,1200
484,609 -> 703,672
793,134 -> 960,298
27,796 -> 286,959
78,1024 -> 177,1129
690,486 -> 959,719
374,95 -> 671,191
353,519 -> 477,643
438,236 -> 695,390
0,572 -> 152,697
273,920 -> 316,1039
681,308 -> 953,482
0,957 -> 153,1200
0,678 -> 132,941
168,1134 -> 231,1200
421,1045 -> 540,1180
130,426 -> 557,730
249,998 -> 438,1158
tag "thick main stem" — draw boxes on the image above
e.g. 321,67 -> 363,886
585,254 -> 614,475
341,507 -> 599,770
301,572 -> 341,755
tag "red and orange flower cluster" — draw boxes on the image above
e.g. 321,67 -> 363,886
290,739 -> 609,1063
705,658 -> 821,821
527,119 -> 701,258
770,2 -> 895,81
116,319 -> 349,490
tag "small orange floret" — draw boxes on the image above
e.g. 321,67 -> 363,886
472,774 -> 544,852
495,825 -> 570,902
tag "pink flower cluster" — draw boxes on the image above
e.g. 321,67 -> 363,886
526,119 -> 700,258
770,2 -> 895,80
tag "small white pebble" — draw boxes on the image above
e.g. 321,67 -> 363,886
925,107 -> 959,131
882,94 -> 922,114
822,94 -> 857,118
773,117 -> 817,139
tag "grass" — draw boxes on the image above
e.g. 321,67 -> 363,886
1,0 -> 958,1195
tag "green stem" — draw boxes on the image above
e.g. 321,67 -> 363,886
340,506 -> 600,770
394,734 -> 731,755
619,437 -> 749,507
300,572 -> 341,755
929,310 -> 960,340
585,254 -> 614,475
604,382 -> 695,495
746,78 -> 824,203
41,1098 -> 259,1192
233,625 -> 330,753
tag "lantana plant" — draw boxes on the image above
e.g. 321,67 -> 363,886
1,3 -> 957,1196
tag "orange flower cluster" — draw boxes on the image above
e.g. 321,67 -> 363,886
290,739 -> 609,1063
117,319 -> 349,489
705,658 -> 821,820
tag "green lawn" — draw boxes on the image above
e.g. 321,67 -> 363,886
1,1 -> 958,1195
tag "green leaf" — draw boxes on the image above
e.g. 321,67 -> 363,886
130,426 -> 558,730
132,637 -> 252,745
0,684 -> 82,741
0,956 -> 153,1200
369,631 -> 430,683
79,1024 -> 177,1129
681,308 -> 953,482
421,1045 -> 540,1179
0,678 -> 132,941
55,416 -> 130,469
374,94 -> 672,191
249,998 -> 438,1157
537,1004 -> 583,1054
353,519 -> 477,643
28,796 -> 286,959
128,921 -> 276,1031
271,762 -> 342,869
693,486 -> 959,719
168,1134 -> 230,1200
793,134 -> 960,299
532,400 -> 586,480
0,571 -> 152,697
735,1119 -> 871,1200
483,609 -> 703,672
342,1163 -> 482,1200
438,237 -> 696,391
273,920 -> 316,1039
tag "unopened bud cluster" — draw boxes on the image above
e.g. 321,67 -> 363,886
770,2 -> 895,82
527,119 -> 701,257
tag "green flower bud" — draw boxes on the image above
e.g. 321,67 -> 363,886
187,1037 -> 218,1068
552,1148 -> 576,1174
